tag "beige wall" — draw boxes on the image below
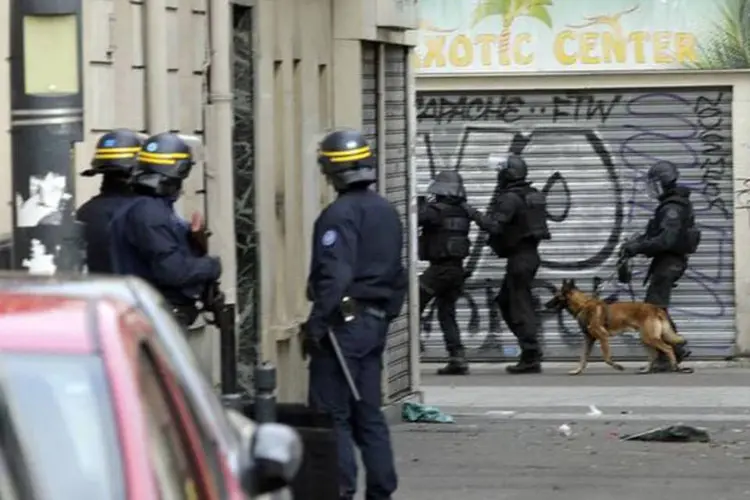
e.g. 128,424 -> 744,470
252,0 -> 417,403
419,71 -> 750,358
0,0 -> 418,400
0,0 -> 209,230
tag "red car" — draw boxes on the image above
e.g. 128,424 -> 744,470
0,289 -> 300,500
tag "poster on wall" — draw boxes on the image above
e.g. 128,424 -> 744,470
416,0 -> 750,73
12,169 -> 81,275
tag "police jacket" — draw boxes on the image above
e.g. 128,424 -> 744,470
76,182 -> 134,274
418,198 -> 470,263
305,188 -> 407,339
108,196 -> 221,306
470,181 -> 550,257
635,186 -> 700,257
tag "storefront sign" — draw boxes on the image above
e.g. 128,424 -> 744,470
416,0 -> 747,73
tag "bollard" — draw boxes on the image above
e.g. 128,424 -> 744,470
254,363 -> 277,423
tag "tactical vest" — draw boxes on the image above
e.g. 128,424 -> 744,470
488,186 -> 551,257
646,194 -> 701,255
419,202 -> 471,262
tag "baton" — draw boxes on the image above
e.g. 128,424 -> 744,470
328,296 -> 361,402
327,328 -> 361,402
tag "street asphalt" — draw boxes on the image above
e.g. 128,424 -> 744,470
388,362 -> 750,500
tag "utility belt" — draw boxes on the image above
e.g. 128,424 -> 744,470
171,302 -> 200,327
337,297 -> 387,323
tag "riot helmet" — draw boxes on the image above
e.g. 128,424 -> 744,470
646,161 -> 679,199
317,129 -> 376,191
82,129 -> 144,179
494,153 -> 528,188
131,133 -> 194,197
427,170 -> 467,201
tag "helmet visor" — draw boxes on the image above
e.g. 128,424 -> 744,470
488,153 -> 508,171
646,177 -> 664,200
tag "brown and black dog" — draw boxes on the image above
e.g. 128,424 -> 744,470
545,279 -> 688,375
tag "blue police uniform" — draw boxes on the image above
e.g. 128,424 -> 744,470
306,129 -> 407,500
109,196 -> 220,311
307,189 -> 406,500
77,188 -> 134,274
78,129 -> 144,274
107,132 -> 221,325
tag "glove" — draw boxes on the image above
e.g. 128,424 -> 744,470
299,321 -> 324,359
621,241 -> 639,258
461,201 -> 479,220
189,228 -> 211,255
207,256 -> 222,280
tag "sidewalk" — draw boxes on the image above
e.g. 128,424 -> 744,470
389,362 -> 750,500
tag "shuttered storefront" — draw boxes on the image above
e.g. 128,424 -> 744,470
362,42 -> 413,400
416,87 -> 735,361
361,43 -> 378,153
383,45 -> 411,400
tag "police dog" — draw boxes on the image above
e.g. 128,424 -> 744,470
545,279 -> 687,375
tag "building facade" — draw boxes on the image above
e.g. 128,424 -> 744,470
0,0 -> 422,406
415,0 -> 750,362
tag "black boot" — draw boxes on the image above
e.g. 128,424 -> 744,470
638,341 -> 692,374
674,341 -> 691,364
437,350 -> 469,375
506,350 -> 542,374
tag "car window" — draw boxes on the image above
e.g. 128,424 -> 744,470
137,345 -> 205,500
0,354 -> 124,500
133,281 -> 235,495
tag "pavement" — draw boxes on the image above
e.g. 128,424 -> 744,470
390,362 -> 750,500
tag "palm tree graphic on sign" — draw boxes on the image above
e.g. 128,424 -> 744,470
470,0 -> 554,56
689,0 -> 750,69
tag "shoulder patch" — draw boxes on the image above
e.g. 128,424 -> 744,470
321,229 -> 338,247
664,207 -> 680,219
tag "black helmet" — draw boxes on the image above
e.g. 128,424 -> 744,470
82,129 -> 144,177
497,154 -> 528,187
427,170 -> 466,200
131,133 -> 194,197
317,129 -> 376,191
646,161 -> 679,199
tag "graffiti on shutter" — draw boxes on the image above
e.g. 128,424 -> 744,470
416,87 -> 735,361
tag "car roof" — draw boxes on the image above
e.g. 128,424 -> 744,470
0,292 -> 97,353
0,272 -> 145,304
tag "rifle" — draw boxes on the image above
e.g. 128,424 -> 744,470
202,280 -> 238,394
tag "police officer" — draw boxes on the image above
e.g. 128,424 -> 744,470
76,129 -> 143,274
621,161 -> 699,373
418,170 -> 472,375
108,132 -> 221,327
304,128 -> 405,500
462,154 -> 551,374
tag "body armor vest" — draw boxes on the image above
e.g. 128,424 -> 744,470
419,202 -> 471,262
646,194 -> 701,255
488,185 -> 551,257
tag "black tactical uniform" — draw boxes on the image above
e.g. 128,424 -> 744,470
305,129 -> 404,500
463,155 -> 551,374
108,133 -> 221,326
622,161 -> 699,373
418,170 -> 472,375
76,129 -> 143,274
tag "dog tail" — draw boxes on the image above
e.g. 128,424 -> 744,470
658,311 -> 685,345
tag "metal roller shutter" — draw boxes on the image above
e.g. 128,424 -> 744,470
383,44 -> 411,400
416,86 -> 735,361
361,42 -> 378,150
